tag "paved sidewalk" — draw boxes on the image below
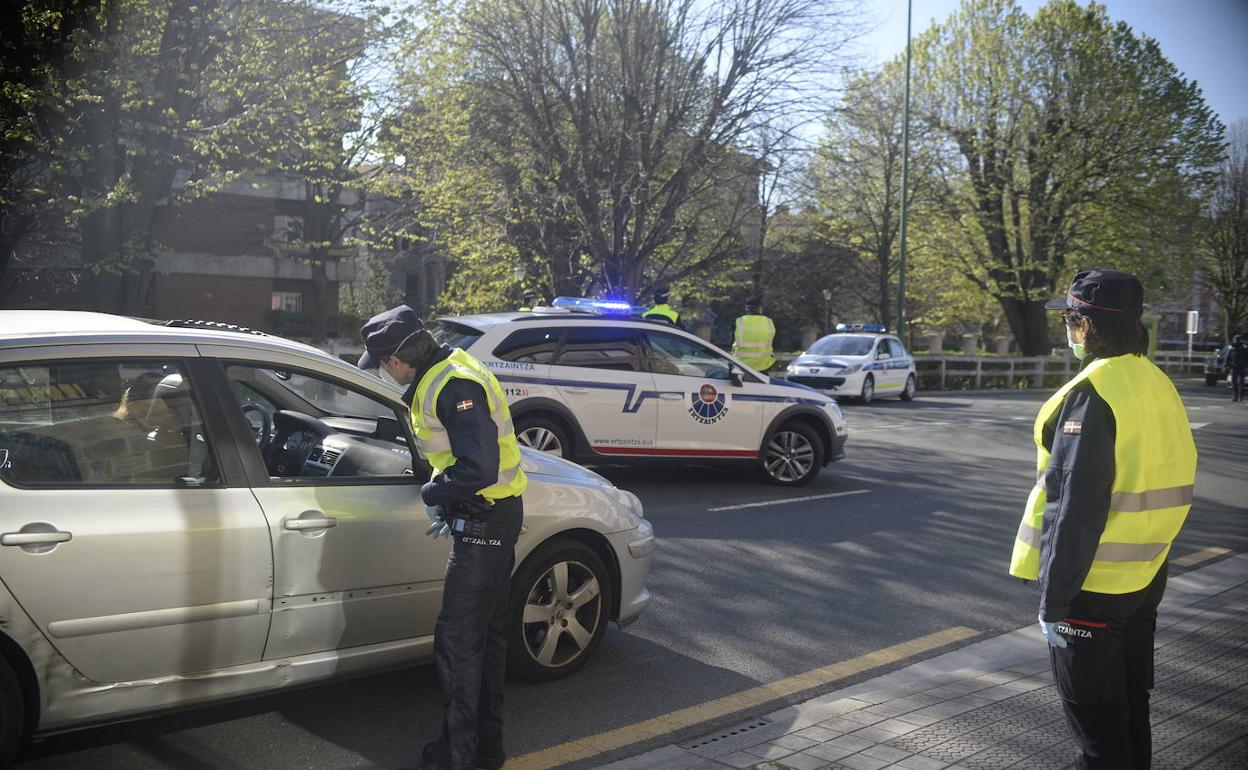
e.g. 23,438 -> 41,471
602,554 -> 1248,770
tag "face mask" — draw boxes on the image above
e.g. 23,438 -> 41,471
378,365 -> 400,387
1066,325 -> 1086,360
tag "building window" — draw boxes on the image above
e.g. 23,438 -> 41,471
272,215 -> 304,244
272,292 -> 303,312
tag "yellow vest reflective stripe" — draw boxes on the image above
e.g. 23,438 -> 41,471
644,304 -> 679,323
733,314 -> 776,370
409,348 -> 528,502
1009,354 -> 1196,594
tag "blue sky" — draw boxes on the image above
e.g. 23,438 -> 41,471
856,0 -> 1248,128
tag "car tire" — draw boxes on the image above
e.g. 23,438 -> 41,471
0,657 -> 25,766
860,375 -> 875,404
900,374 -> 917,401
1206,374 -> 1218,387
760,421 -> 825,487
508,539 -> 612,682
514,415 -> 571,459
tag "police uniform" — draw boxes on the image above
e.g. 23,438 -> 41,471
1228,336 -> 1247,401
643,286 -> 680,325
733,299 -> 776,371
1009,269 -> 1197,769
358,308 -> 527,770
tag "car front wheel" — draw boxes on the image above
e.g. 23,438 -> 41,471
761,422 -> 824,486
508,539 -> 612,682
860,374 -> 875,404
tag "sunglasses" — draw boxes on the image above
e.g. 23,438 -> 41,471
1061,311 -> 1085,327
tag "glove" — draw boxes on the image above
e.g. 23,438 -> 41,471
424,504 -> 451,539
1039,613 -> 1067,648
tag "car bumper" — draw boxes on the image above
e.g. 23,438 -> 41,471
829,429 -> 848,462
786,370 -> 866,396
607,519 -> 654,628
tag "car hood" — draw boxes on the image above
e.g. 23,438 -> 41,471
790,355 -> 861,368
519,447 -> 611,486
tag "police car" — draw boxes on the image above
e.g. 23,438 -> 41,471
784,324 -> 917,404
433,299 -> 849,486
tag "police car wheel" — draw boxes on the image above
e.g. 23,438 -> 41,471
0,657 -> 25,766
900,374 -> 917,401
761,422 -> 824,486
860,375 -> 875,404
508,539 -> 612,682
514,416 -> 570,459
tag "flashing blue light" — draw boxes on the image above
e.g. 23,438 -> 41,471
552,296 -> 645,315
835,323 -> 888,333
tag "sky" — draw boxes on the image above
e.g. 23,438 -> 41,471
855,0 -> 1248,129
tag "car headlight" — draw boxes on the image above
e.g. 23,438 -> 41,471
606,486 -> 645,519
786,364 -> 798,373
842,364 -> 861,374
824,400 -> 844,421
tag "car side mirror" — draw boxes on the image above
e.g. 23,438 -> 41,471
729,364 -> 745,387
876,351 -> 891,360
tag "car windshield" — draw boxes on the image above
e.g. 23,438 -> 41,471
266,370 -> 393,420
806,335 -> 875,357
430,319 -> 484,349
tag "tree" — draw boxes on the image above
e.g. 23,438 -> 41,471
911,0 -> 1224,354
1204,121 -> 1248,339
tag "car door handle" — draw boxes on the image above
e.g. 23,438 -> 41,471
2,531 -> 72,546
659,393 -> 684,400
283,517 -> 338,531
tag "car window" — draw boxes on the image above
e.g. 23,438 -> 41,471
226,365 -> 417,482
645,331 -> 732,380
493,327 -> 562,364
807,335 -> 874,357
887,339 -> 908,358
554,327 -> 643,372
0,360 -> 219,487
430,319 -> 484,349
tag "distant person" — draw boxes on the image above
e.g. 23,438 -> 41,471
1228,334 -> 1247,401
642,286 -> 680,325
1009,268 -> 1196,769
732,296 -> 776,372
518,289 -> 540,312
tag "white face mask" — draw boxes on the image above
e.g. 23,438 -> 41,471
377,364 -> 400,387
1066,325 -> 1086,360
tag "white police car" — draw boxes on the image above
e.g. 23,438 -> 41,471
784,324 -> 917,404
432,300 -> 849,486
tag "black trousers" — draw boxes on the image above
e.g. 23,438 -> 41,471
421,496 -> 523,770
1049,563 -> 1168,770
1232,369 -> 1245,400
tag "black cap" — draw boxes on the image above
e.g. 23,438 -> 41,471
1045,268 -> 1144,318
358,305 -> 425,370
523,289 -> 538,299
654,285 -> 670,301
746,295 -> 762,308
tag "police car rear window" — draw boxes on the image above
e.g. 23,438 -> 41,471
494,328 -> 563,364
555,327 -> 643,372
430,320 -> 483,349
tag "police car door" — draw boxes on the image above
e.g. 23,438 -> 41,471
643,330 -> 764,456
549,326 -> 658,456
870,338 -> 902,393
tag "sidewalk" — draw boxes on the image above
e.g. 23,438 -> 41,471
602,554 -> 1248,770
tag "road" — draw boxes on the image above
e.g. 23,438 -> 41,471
17,381 -> 1247,769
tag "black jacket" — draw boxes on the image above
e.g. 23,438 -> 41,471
1227,344 -> 1248,372
1037,378 -> 1117,622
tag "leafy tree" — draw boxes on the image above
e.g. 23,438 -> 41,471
1204,121 -> 1248,339
911,0 -> 1224,354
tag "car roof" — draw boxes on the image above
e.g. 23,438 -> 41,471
437,311 -> 691,332
0,310 -> 338,363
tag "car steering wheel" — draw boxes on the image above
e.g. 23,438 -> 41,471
241,403 -> 273,455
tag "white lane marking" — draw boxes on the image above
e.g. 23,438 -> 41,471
707,489 -> 871,512
1190,422 -> 1211,430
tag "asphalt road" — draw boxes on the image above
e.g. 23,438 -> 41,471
16,380 -> 1247,769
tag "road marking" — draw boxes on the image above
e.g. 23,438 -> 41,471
707,489 -> 871,512
1172,547 -> 1230,567
1190,422 -> 1211,430
506,626 -> 980,770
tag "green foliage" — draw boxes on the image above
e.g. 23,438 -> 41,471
1202,121 -> 1248,338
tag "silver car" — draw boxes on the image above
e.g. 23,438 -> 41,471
0,311 -> 653,762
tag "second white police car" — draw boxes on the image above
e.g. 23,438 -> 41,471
785,324 -> 918,404
431,301 -> 848,486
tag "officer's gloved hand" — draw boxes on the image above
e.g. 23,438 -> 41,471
424,504 -> 451,539
1038,613 -> 1068,648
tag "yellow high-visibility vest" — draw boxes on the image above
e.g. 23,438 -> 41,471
409,348 -> 527,502
1009,354 -> 1196,594
643,304 -> 679,323
733,314 -> 776,371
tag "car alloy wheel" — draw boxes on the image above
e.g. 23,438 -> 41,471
901,374 -> 916,401
508,539 -> 612,681
860,375 -> 874,404
764,428 -> 817,484
518,426 -> 563,455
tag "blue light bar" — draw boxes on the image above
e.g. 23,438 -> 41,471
835,323 -> 887,333
551,296 -> 646,315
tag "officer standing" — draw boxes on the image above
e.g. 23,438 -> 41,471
1009,269 -> 1196,769
732,296 -> 777,372
358,306 -> 527,770
1227,334 -> 1247,401
519,289 -> 539,312
642,286 -> 680,325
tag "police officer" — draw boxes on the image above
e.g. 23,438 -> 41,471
732,296 -> 776,371
642,286 -> 680,325
519,289 -> 539,312
1227,334 -> 1247,401
1009,269 -> 1196,769
358,305 -> 527,770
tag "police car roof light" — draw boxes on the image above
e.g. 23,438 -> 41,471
551,296 -> 646,316
835,323 -> 887,333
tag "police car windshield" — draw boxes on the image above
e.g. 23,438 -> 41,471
808,335 -> 875,357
